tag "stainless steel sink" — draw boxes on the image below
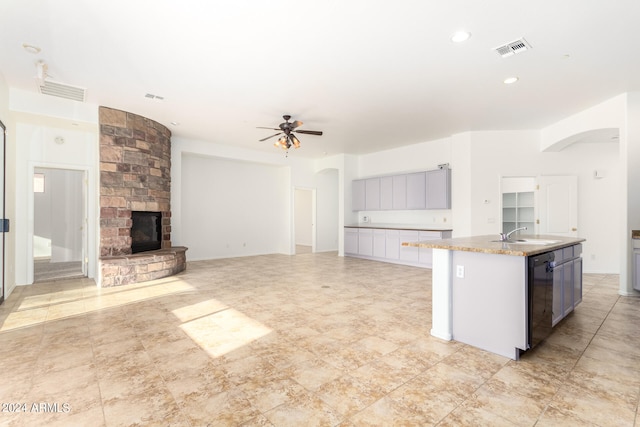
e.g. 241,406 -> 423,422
491,238 -> 562,245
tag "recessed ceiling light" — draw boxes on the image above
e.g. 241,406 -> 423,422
503,76 -> 519,84
22,43 -> 41,54
451,31 -> 471,43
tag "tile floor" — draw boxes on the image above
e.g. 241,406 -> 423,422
0,252 -> 638,426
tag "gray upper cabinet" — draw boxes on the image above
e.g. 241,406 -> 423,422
426,168 -> 451,209
365,178 -> 381,210
380,176 -> 394,210
406,172 -> 426,209
352,179 -> 365,211
352,168 -> 450,211
392,175 -> 407,209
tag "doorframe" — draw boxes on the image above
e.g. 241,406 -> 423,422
27,162 -> 89,284
293,187 -> 316,254
0,119 -> 5,303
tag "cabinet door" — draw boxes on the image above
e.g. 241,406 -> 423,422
552,265 -> 564,326
358,228 -> 373,256
562,261 -> 574,316
373,229 -> 386,258
385,230 -> 400,260
365,178 -> 380,210
426,169 -> 451,209
399,230 -> 420,262
573,257 -> 583,306
392,175 -> 407,210
380,176 -> 393,210
352,180 -> 366,211
344,228 -> 358,254
418,231 -> 440,267
406,172 -> 426,209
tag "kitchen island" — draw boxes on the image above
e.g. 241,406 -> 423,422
403,234 -> 585,359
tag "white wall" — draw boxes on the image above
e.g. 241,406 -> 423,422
354,128 -> 621,274
315,168 -> 339,252
11,102 -> 99,285
180,153 -> 289,260
172,137 -> 341,260
467,130 -> 620,274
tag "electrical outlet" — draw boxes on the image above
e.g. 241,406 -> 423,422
456,265 -> 465,278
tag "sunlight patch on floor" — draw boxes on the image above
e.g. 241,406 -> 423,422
179,306 -> 273,358
0,278 -> 196,332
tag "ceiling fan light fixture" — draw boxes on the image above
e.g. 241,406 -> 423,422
258,115 -> 323,155
291,135 -> 301,148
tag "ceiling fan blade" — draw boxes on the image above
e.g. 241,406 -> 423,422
259,132 -> 282,142
290,120 -> 303,129
256,126 -> 280,130
294,129 -> 323,136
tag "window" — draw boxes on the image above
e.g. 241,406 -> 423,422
34,173 -> 45,193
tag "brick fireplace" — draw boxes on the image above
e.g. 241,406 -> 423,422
99,106 -> 186,287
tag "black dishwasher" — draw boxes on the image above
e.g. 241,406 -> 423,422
527,251 -> 555,349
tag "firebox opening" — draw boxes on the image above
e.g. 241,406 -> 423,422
131,211 -> 162,254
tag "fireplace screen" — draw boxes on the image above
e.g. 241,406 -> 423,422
131,211 -> 162,253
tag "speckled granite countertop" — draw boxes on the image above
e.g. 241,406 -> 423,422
345,224 -> 453,232
632,230 -> 640,239
403,234 -> 585,256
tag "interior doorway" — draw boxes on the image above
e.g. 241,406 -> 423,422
294,188 -> 316,254
33,167 -> 86,282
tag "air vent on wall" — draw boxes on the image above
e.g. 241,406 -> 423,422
493,38 -> 532,58
38,80 -> 86,102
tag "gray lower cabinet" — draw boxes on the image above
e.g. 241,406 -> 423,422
344,227 -> 451,268
385,230 -> 400,260
358,228 -> 373,256
633,243 -> 640,291
344,228 -> 359,254
551,244 -> 582,326
373,229 -> 386,258
399,230 -> 420,263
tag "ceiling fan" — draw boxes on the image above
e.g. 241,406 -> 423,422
258,115 -> 323,152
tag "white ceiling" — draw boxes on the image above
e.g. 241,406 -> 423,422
1,1 -> 639,158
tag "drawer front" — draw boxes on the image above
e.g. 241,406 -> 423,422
562,246 -> 574,260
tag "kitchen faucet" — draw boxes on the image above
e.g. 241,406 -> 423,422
499,226 -> 527,242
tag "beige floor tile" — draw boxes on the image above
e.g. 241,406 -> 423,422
0,256 -> 635,426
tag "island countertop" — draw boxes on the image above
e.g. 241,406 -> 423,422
402,234 -> 585,256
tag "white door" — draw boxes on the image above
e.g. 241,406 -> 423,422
537,176 -> 578,237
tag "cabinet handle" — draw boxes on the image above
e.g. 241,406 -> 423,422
571,227 -> 577,231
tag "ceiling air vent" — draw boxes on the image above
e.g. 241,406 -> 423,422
38,80 -> 86,102
493,38 -> 532,58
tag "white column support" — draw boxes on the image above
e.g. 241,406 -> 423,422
431,248 -> 453,340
